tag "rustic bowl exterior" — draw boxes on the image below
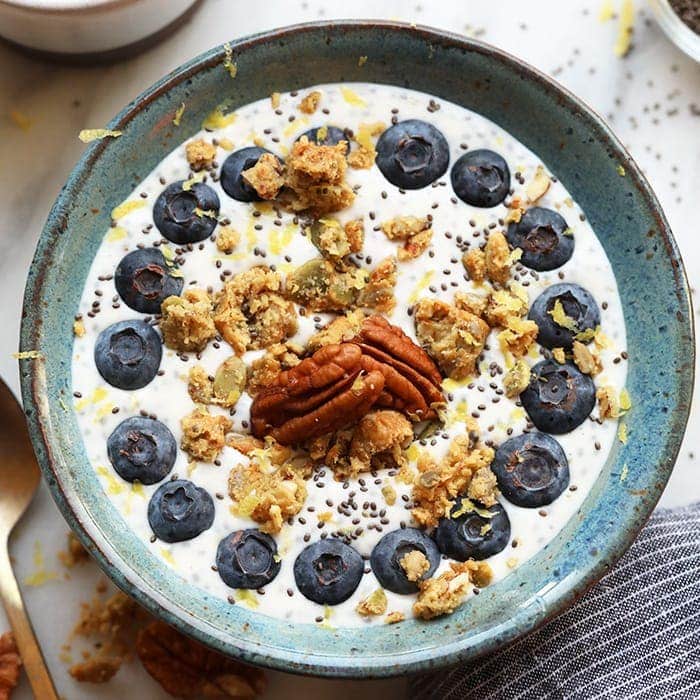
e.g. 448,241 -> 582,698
19,21 -> 694,677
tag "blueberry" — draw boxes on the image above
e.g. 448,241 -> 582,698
370,528 -> 440,594
293,539 -> 363,605
299,126 -> 348,150
450,149 -> 511,208
528,283 -> 601,348
107,416 -> 176,484
114,248 -> 184,314
216,529 -> 281,589
520,360 -> 596,434
220,147 -> 279,202
492,433 -> 569,507
506,207 -> 574,271
435,498 -> 510,561
148,479 -> 215,543
94,320 -> 162,390
153,180 -> 219,244
375,119 -> 449,189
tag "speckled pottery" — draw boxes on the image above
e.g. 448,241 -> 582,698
19,21 -> 694,678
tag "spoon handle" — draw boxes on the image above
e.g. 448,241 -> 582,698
0,544 -> 59,699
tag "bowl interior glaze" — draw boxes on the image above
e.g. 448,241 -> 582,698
19,21 -> 694,677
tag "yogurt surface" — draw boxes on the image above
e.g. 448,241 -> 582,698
71,82 -> 627,627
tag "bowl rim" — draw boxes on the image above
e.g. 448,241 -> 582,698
19,19 -> 694,678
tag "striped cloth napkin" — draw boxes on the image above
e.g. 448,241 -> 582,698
410,503 -> 700,699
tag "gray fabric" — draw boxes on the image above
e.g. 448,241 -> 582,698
409,504 -> 700,700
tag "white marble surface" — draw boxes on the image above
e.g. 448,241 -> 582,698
0,0 -> 698,697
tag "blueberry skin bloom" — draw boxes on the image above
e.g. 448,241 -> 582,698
521,360 -> 596,434
507,207 -> 574,271
435,498 -> 511,561
451,149 -> 511,208
492,433 -> 570,508
148,479 -> 215,543
216,529 -> 281,589
114,248 -> 184,314
107,416 -> 176,484
294,539 -> 364,605
299,126 -> 348,150
153,180 -> 220,244
94,319 -> 162,390
375,119 -> 450,190
370,528 -> 440,594
220,147 -> 277,202
528,282 -> 601,349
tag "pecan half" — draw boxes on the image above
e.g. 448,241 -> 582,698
354,315 -> 444,419
136,621 -> 266,699
250,343 -> 385,444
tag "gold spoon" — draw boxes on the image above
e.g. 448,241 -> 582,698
0,376 -> 59,698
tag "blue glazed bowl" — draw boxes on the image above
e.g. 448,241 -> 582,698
19,21 -> 694,677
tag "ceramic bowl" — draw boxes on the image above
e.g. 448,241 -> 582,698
19,21 -> 694,677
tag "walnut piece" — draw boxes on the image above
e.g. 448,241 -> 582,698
181,406 -> 232,462
413,561 -> 492,620
185,139 -> 217,171
355,314 -> 444,419
400,550 -> 430,583
356,589 -> 388,617
0,633 -> 20,700
160,288 -> 217,353
414,298 -> 490,380
228,443 -> 308,533
242,153 -> 284,200
412,432 -> 495,527
250,343 -> 385,445
214,266 -> 297,355
136,620 -> 266,699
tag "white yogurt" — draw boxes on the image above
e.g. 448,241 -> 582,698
71,83 -> 627,627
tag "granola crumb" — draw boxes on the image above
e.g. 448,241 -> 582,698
181,406 -> 232,462
381,484 -> 397,506
310,217 -> 364,263
497,316 -> 539,359
572,340 -> 602,375
463,248 -> 486,283
413,561 -> 492,620
552,347 -> 566,364
58,532 -> 90,568
216,226 -> 241,253
73,320 -> 86,337
597,385 -> 620,419
188,356 -> 246,408
298,90 -> 322,114
69,657 -> 121,684
484,287 -> 529,328
385,611 -> 405,624
347,410 -> 413,478
414,298 -> 490,380
399,550 -> 430,583
228,442 -> 309,533
412,432 -> 494,527
246,342 -> 302,397
357,256 -> 397,313
503,359 -> 531,398
356,589 -> 388,617
185,139 -> 217,171
307,310 -> 365,352
270,92 -> 281,109
281,136 -> 354,216
0,632 -> 21,698
526,165 -> 551,203
381,216 -> 433,261
485,230 -> 511,285
160,288 -> 217,353
467,466 -> 498,507
347,122 -> 383,170
242,153 -> 285,200
214,266 -> 297,355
